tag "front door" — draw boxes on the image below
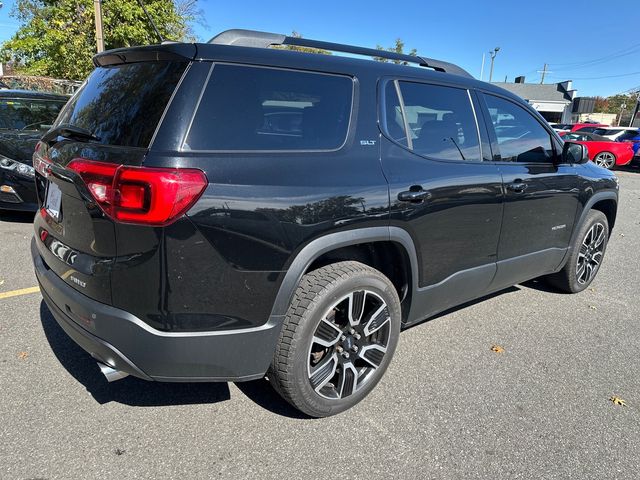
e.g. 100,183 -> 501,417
477,92 -> 580,290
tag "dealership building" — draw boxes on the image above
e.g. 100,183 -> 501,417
492,78 -> 577,123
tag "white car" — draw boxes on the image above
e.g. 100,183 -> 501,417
591,127 -> 640,141
549,123 -> 572,133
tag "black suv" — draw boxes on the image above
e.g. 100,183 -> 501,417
31,30 -> 618,417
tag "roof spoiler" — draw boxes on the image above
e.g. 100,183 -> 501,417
208,29 -> 472,78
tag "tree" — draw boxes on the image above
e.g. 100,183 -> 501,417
374,38 -> 417,65
278,31 -> 331,55
1,0 -> 200,80
593,93 -> 636,114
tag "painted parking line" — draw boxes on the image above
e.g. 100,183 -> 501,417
0,286 -> 40,300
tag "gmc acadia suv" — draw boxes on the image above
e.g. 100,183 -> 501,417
31,30 -> 619,417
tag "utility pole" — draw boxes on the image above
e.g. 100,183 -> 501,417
489,47 -> 500,82
618,103 -> 626,127
94,0 -> 104,53
480,53 -> 486,81
538,64 -> 552,84
630,90 -> 640,127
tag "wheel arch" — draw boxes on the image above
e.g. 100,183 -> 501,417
268,227 -> 419,322
571,191 -> 618,248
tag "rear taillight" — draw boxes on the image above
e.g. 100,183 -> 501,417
67,159 -> 208,226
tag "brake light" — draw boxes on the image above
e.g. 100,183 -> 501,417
67,159 -> 208,226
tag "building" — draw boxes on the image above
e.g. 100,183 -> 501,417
492,78 -> 576,123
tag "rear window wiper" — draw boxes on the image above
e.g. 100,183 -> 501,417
41,123 -> 101,146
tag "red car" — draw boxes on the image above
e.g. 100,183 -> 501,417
563,132 -> 634,169
570,123 -> 609,133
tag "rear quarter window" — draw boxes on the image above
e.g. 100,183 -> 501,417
184,64 -> 353,151
56,61 -> 187,148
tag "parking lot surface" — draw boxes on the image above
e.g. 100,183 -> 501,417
1,170 -> 639,479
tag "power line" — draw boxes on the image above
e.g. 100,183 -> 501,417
546,71 -> 640,81
549,42 -> 640,69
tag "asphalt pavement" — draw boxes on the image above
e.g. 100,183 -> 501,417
1,170 -> 639,479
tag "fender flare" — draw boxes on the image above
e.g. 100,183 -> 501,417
569,190 -> 618,249
267,226 -> 420,319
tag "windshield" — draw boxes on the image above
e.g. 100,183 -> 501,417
0,97 -> 67,131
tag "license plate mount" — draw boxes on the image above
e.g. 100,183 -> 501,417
45,182 -> 62,221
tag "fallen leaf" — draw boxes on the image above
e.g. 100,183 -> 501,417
17,351 -> 29,360
610,396 -> 627,407
490,345 -> 505,354
0,279 -> 4,285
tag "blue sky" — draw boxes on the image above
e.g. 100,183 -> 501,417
2,0 -> 639,97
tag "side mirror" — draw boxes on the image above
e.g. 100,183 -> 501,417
562,141 -> 589,164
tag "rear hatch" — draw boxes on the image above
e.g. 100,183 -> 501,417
33,56 -> 192,304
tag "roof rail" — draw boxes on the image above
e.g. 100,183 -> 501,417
208,29 -> 472,78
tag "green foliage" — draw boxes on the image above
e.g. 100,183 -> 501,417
1,0 -> 199,80
277,31 -> 331,55
374,38 -> 417,64
593,93 -> 638,114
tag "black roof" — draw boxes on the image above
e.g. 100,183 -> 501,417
93,33 -> 530,108
0,89 -> 69,101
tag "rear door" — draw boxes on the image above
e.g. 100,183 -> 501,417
379,79 -> 503,323
33,59 -> 189,304
477,91 -> 580,290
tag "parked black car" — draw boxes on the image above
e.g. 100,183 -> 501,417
31,30 -> 618,417
0,90 -> 68,212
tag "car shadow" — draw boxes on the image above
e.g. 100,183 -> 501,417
520,278 -> 565,294
402,285 -> 521,330
615,163 -> 640,173
0,210 -> 35,223
39,301 -> 231,407
234,380 -> 310,420
39,300 -> 308,416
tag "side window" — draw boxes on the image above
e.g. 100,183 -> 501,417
384,82 -> 408,147
564,133 -> 582,141
482,94 -> 555,163
386,81 -> 481,161
185,64 -> 353,151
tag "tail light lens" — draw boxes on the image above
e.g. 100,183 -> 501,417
67,159 -> 208,226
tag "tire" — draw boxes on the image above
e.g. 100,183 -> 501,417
546,210 -> 609,293
593,151 -> 616,170
268,261 -> 401,417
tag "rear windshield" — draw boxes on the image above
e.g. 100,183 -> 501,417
0,97 -> 67,131
55,61 -> 187,148
184,64 -> 353,151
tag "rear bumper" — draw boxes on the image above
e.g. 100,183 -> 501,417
32,238 -> 283,382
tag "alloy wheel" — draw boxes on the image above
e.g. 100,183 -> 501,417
594,152 -> 615,169
307,290 -> 391,400
576,222 -> 605,285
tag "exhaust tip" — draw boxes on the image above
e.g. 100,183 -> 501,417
97,362 -> 129,382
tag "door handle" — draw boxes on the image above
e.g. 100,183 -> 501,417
398,188 -> 432,203
506,181 -> 527,193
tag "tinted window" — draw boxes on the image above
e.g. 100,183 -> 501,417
185,65 -> 353,151
618,130 -> 640,141
384,82 -> 408,147
564,133 -> 588,141
0,97 -> 67,131
56,61 -> 187,148
393,82 -> 480,161
483,94 -> 554,163
576,126 -> 597,133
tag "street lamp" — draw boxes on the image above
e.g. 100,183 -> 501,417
489,47 -> 500,82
